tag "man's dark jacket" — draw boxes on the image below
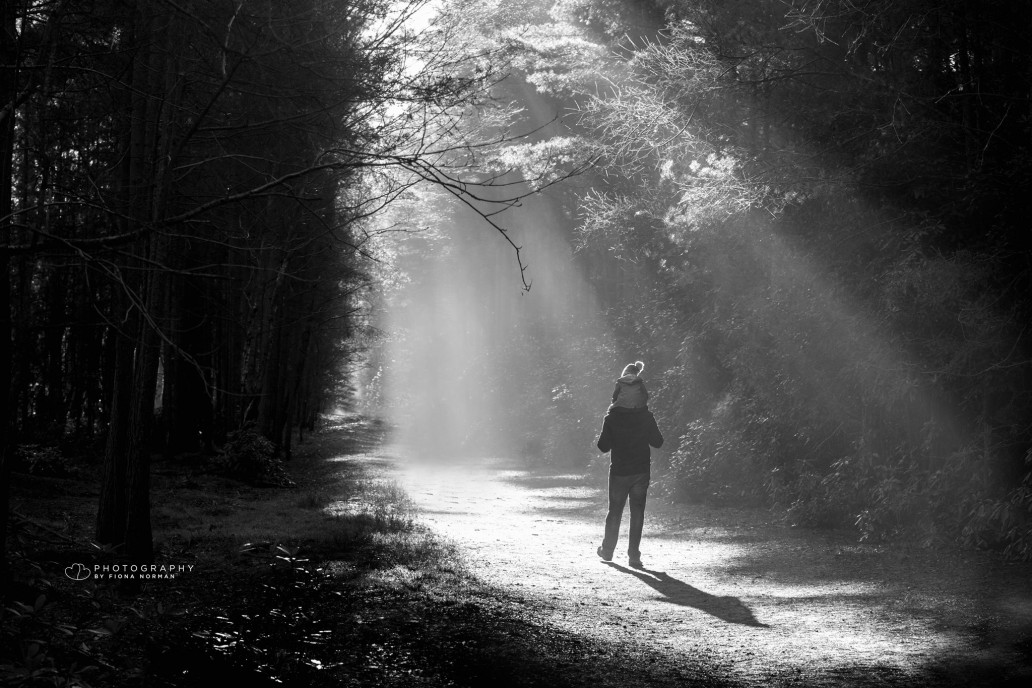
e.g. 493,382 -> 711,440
596,408 -> 664,476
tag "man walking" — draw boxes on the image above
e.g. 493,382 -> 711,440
595,406 -> 664,568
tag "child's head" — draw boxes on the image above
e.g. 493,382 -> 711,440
621,361 -> 644,377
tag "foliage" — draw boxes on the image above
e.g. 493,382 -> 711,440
0,418 -> 460,687
216,429 -> 293,487
960,451 -> 1032,561
656,413 -> 766,505
11,446 -> 69,478
0,591 -> 100,688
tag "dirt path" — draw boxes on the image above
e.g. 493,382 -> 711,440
396,455 -> 1032,687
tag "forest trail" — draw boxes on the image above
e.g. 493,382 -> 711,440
396,454 -> 1032,687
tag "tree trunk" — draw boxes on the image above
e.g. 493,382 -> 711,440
95,0 -> 175,562
96,332 -> 134,548
0,0 -> 18,586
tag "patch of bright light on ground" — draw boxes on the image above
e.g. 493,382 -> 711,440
751,582 -> 885,599
389,456 -> 999,682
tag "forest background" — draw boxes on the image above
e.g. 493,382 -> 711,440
2,0 -> 1032,595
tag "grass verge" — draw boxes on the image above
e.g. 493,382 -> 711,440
2,416 -> 474,687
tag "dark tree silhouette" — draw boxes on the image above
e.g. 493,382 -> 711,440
0,0 -> 550,567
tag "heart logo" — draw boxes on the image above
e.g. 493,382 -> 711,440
64,563 -> 91,581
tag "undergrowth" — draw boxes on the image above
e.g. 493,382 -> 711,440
655,412 -> 1032,560
2,417 -> 461,687
215,427 -> 295,487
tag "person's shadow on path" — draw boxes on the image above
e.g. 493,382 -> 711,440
605,562 -> 767,627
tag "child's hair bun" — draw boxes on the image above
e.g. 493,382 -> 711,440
622,360 -> 645,376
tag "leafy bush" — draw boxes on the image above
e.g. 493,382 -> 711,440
659,399 -> 1032,556
960,450 -> 1032,560
852,475 -> 921,542
783,469 -> 847,529
11,445 -> 68,477
656,413 -> 767,505
216,428 -> 293,486
541,384 -> 595,469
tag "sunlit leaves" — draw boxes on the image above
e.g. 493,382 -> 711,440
497,23 -> 611,95
482,136 -> 593,188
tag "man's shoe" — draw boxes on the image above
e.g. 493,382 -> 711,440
597,546 -> 612,561
628,556 -> 643,569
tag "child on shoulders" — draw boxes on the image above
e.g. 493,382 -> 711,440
609,360 -> 649,412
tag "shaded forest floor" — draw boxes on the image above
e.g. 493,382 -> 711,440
4,416 -> 1032,687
